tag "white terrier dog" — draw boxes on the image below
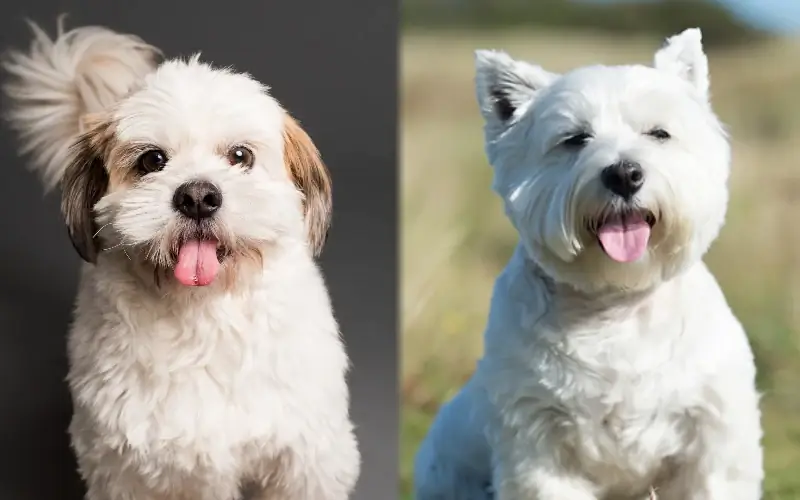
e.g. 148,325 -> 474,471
414,28 -> 763,500
3,21 -> 359,500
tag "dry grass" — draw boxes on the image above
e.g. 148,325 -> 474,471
401,29 -> 800,499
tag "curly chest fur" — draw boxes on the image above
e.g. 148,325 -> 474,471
565,372 -> 697,489
537,326 -> 703,491
67,267 -> 345,475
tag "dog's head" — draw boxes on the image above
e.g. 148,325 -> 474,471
63,56 -> 331,288
475,28 -> 729,292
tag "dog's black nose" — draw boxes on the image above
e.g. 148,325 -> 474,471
173,181 -> 222,220
600,161 -> 645,199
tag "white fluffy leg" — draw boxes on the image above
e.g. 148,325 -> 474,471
251,427 -> 360,500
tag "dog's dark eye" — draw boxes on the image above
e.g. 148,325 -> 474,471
646,128 -> 671,141
563,132 -> 592,148
137,149 -> 168,173
226,146 -> 255,168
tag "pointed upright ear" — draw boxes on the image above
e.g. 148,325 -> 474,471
475,50 -> 559,125
282,114 -> 333,257
61,124 -> 111,263
654,28 -> 709,100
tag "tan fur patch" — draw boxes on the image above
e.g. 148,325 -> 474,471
77,114 -> 149,192
78,112 -> 105,134
106,142 -> 154,191
61,118 -> 116,263
282,114 -> 333,256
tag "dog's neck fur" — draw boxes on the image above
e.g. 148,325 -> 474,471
519,245 -> 662,328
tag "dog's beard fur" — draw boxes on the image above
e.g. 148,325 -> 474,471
475,29 -> 730,293
95,199 -> 269,292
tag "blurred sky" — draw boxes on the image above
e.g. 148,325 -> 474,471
589,0 -> 800,34
714,0 -> 800,34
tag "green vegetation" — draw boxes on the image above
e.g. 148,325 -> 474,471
401,30 -> 800,499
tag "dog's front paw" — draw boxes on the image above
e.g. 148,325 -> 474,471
494,469 -> 597,500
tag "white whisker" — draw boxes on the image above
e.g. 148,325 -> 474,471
93,222 -> 114,239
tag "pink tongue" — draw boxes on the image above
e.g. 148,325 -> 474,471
597,213 -> 651,263
174,239 -> 220,286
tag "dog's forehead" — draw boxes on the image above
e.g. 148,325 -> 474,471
553,64 -> 679,98
535,64 -> 694,122
113,59 -> 284,145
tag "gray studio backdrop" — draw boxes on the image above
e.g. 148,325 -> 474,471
0,1 -> 397,499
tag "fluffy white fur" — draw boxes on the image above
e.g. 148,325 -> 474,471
414,28 -> 763,500
3,20 -> 359,500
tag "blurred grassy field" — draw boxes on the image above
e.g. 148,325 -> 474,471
401,29 -> 800,499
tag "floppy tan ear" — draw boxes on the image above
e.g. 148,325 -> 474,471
282,114 -> 332,256
61,123 -> 111,263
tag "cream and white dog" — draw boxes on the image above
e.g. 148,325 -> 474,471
3,21 -> 359,500
414,29 -> 763,500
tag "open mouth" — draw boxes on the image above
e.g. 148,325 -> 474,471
173,238 -> 223,287
589,209 -> 657,263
